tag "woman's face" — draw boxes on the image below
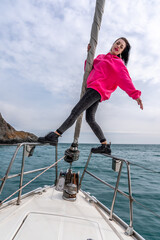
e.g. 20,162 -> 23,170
110,39 -> 126,56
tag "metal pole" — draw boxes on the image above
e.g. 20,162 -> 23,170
55,145 -> 58,185
85,170 -> 130,199
126,162 -> 133,227
73,0 -> 106,143
17,145 -> 26,205
1,165 -> 58,180
124,161 -> 134,236
109,161 -> 123,220
79,151 -> 92,189
0,144 -> 22,194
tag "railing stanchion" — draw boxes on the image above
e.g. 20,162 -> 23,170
55,144 -> 58,185
79,151 -> 92,189
17,144 -> 26,205
0,143 -> 58,205
125,161 -> 134,235
109,160 -> 123,220
0,144 -> 22,194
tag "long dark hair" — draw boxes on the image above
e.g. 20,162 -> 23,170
115,37 -> 131,65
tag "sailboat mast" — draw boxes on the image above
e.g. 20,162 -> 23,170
73,0 -> 106,144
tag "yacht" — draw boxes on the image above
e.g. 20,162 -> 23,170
0,142 -> 146,240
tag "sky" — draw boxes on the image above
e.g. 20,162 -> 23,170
0,0 -> 160,144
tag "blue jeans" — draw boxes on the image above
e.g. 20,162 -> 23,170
57,88 -> 106,143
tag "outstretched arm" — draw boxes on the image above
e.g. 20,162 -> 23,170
136,98 -> 143,110
118,67 -> 143,110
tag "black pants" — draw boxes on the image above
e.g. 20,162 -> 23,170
57,88 -> 106,143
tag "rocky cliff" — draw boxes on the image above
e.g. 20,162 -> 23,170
0,113 -> 38,144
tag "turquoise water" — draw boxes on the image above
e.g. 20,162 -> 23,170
0,144 -> 160,240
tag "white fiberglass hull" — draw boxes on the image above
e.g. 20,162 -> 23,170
0,186 -> 144,240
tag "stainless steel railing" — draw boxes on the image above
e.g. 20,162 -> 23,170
0,143 -> 58,205
1,143 -> 159,236
79,151 -> 134,235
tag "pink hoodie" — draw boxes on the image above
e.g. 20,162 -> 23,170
86,53 -> 141,102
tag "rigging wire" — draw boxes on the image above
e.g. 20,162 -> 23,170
132,197 -> 160,218
102,153 -> 160,173
129,162 -> 160,174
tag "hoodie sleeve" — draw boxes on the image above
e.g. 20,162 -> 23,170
118,66 -> 141,100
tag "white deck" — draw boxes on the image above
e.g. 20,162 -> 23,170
0,186 -> 137,240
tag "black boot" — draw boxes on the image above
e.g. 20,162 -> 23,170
91,144 -> 111,154
38,132 -> 59,145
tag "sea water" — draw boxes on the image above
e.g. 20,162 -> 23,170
0,144 -> 160,240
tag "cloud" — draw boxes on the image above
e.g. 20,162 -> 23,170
1,0 -> 160,94
0,0 -> 160,143
0,0 -> 95,97
99,0 -> 160,85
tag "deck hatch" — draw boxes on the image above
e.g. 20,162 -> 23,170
13,212 -> 103,240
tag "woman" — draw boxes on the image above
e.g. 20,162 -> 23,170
38,37 -> 143,154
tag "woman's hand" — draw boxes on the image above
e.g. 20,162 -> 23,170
87,43 -> 91,52
136,98 -> 143,110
